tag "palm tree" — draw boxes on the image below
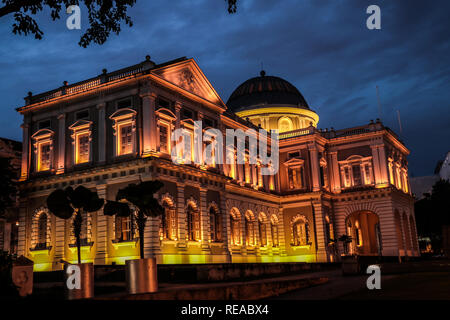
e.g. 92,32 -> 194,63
104,180 -> 164,259
46,186 -> 104,264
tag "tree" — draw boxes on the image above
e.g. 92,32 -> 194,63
0,0 -> 239,47
415,179 -> 450,253
104,180 -> 163,259
0,157 -> 18,219
46,186 -> 104,263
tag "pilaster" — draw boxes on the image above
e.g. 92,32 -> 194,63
97,101 -> 106,163
308,144 -> 321,191
176,184 -> 187,249
20,122 -> 30,180
95,184 -> 108,264
141,90 -> 157,156
56,113 -> 65,174
199,188 -> 210,251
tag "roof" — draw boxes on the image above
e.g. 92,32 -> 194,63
226,71 -> 310,113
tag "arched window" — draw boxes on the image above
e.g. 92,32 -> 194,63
244,212 -> 255,246
115,215 -> 135,242
230,208 -> 241,245
36,213 -> 47,249
278,117 -> 293,133
291,216 -> 309,246
160,200 -> 176,240
209,206 -> 222,242
186,203 -> 199,241
258,215 -> 267,247
270,215 -> 279,247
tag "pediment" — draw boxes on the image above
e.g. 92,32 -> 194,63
152,59 -> 225,108
69,119 -> 93,131
31,128 -> 54,140
284,158 -> 305,166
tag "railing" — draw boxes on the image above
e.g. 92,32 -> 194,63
334,126 -> 371,137
279,128 -> 312,139
27,64 -> 145,105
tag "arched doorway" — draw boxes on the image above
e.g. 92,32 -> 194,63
345,211 -> 381,255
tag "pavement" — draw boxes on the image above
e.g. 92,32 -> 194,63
270,269 -> 398,300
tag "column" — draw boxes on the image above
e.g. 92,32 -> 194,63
220,195 -> 231,262
175,102 -> 182,130
196,112 -> 204,166
251,164 -> 257,187
329,151 -> 341,193
17,200 -> 27,256
237,163 -> 244,184
309,144 -> 321,191
54,216 -> 66,268
97,101 -> 106,163
199,188 -> 210,251
371,145 -> 382,185
276,207 -> 287,256
95,185 -> 108,264
377,145 -> 389,185
312,201 -> 328,262
56,113 -> 65,174
141,91 -> 157,155
176,184 -> 187,249
20,121 -> 30,180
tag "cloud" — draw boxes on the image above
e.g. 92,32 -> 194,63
0,0 -> 449,175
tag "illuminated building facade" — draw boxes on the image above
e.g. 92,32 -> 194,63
16,56 -> 419,271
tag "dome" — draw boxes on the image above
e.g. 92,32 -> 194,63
227,71 -> 310,113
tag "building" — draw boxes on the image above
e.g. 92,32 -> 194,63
16,56 -> 419,271
0,137 -> 22,253
410,151 -> 450,199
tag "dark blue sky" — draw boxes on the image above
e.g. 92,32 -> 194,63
1,0 -> 449,176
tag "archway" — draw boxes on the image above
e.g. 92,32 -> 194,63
345,211 -> 380,255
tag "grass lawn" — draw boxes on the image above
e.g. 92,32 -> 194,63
339,272 -> 450,300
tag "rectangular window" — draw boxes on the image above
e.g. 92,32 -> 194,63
38,142 -> 51,171
76,133 -> 90,164
288,167 -> 303,189
119,124 -> 133,155
352,165 -> 362,186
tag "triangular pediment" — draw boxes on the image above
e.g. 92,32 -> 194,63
284,158 -> 305,166
152,59 -> 225,109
